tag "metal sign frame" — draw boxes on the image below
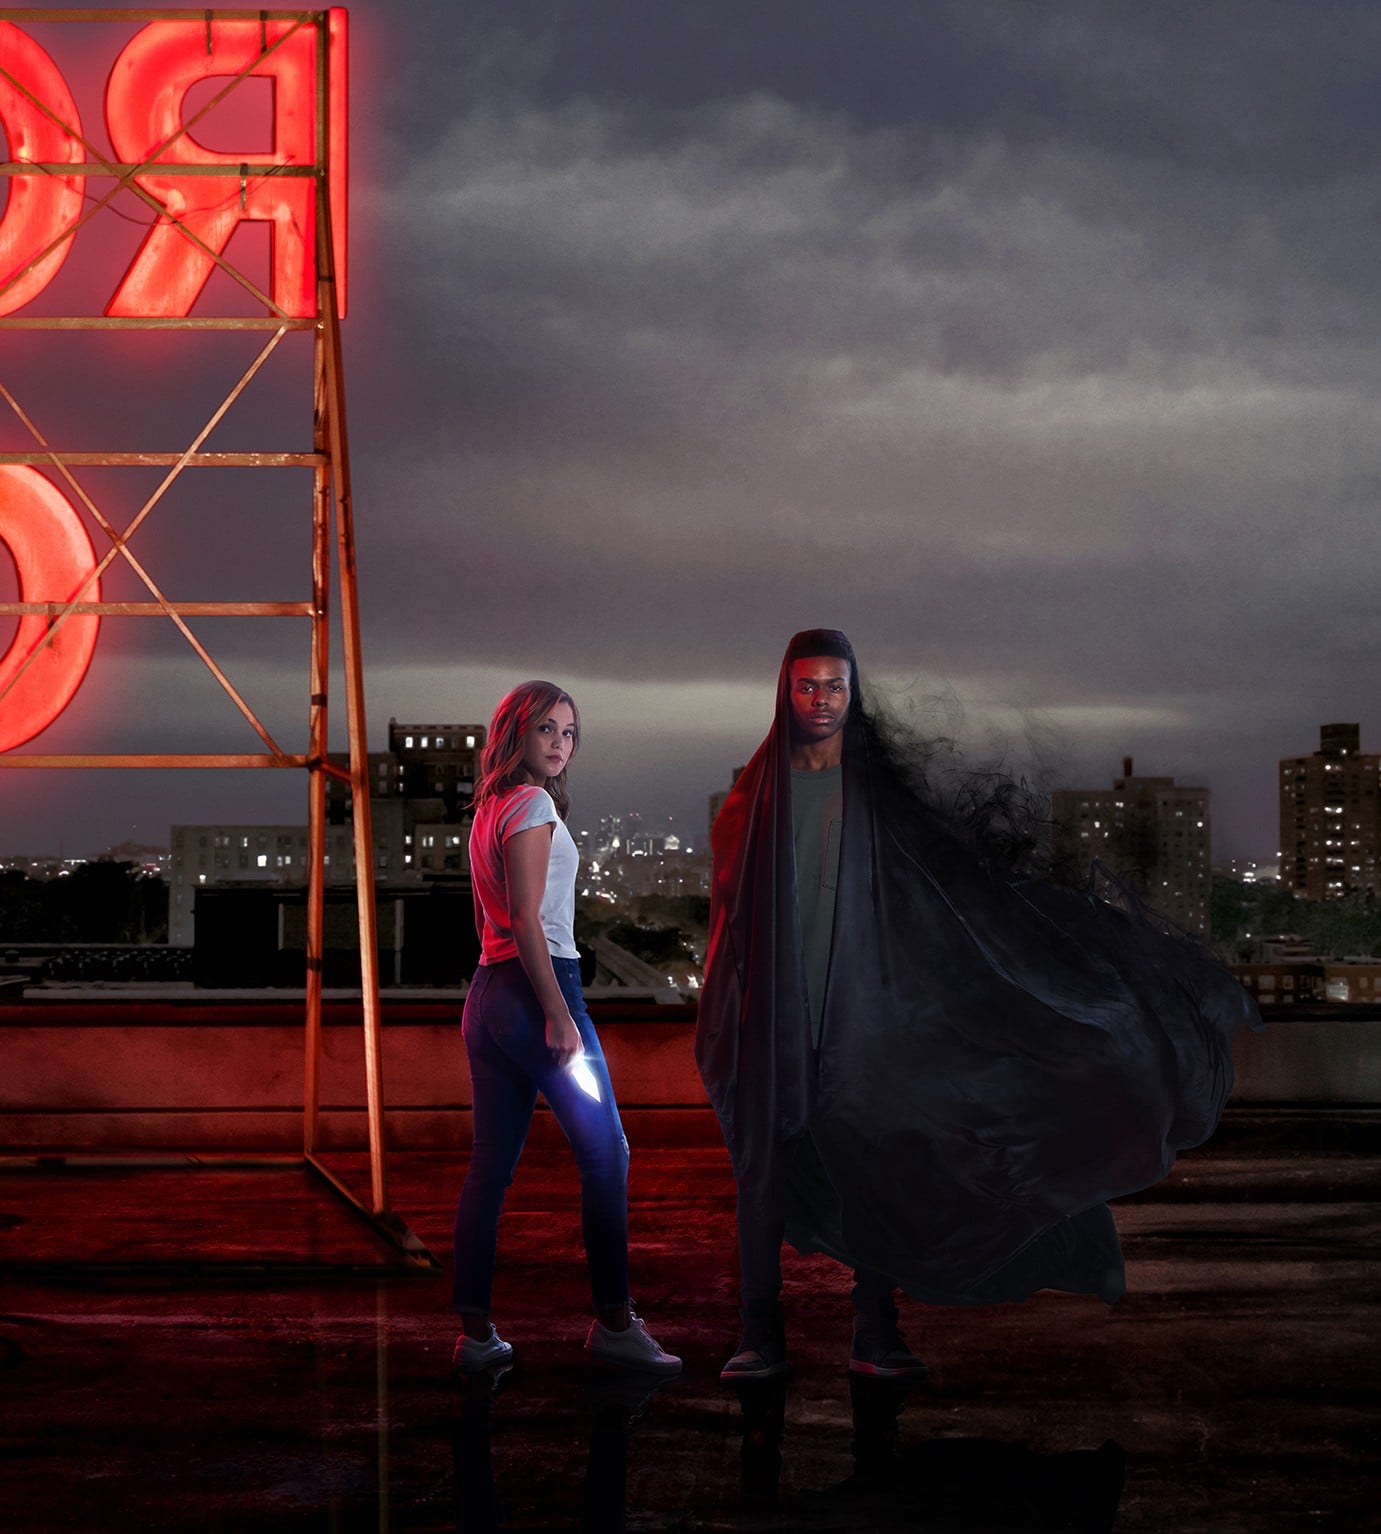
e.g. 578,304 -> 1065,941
0,8 -> 432,1271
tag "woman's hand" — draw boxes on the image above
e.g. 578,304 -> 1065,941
504,823 -> 583,1066
545,1009 -> 582,1066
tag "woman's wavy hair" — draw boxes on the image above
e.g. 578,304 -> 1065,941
474,680 -> 580,821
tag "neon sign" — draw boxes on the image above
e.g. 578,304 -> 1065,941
0,466 -> 101,751
0,9 -> 347,751
0,21 -> 84,313
0,11 -> 348,317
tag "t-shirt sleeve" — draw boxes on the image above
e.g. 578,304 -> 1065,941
497,786 -> 558,841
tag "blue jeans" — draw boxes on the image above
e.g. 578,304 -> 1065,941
453,956 -> 630,1313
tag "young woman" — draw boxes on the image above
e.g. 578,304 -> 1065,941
452,680 -> 680,1376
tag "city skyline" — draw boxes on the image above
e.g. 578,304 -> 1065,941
1,697 -> 1373,867
3,1 -> 1379,865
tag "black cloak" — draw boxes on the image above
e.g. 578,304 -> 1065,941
695,631 -> 1260,1306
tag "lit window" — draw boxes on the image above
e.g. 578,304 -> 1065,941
257,854 -> 268,868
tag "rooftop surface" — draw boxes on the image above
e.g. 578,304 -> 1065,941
1,1110 -> 1377,1533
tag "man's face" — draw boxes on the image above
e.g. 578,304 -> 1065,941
787,655 -> 851,745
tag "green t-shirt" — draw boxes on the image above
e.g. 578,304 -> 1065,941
792,764 -> 843,1047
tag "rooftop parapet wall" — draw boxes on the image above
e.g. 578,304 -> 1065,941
0,994 -> 703,1150
1,996 -> 1376,1150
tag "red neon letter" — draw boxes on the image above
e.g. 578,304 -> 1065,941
0,22 -> 85,316
104,12 -> 347,318
0,468 -> 102,753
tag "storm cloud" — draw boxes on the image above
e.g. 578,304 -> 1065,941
5,0 -> 1379,854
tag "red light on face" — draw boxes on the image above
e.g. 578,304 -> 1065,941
0,22 -> 86,316
106,15 -> 347,318
0,468 -> 102,752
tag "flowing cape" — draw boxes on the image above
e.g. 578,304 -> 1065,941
695,652 -> 1261,1306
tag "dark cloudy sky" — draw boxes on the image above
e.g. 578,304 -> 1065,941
3,0 -> 1380,859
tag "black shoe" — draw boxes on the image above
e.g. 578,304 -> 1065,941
849,1319 -> 927,1380
721,1339 -> 789,1380
721,1301 -> 788,1381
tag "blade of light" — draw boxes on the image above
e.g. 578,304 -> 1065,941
569,1055 -> 601,1102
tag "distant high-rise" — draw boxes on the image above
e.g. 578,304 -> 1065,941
170,718 -> 485,944
1051,757 -> 1210,936
324,717 -> 486,878
596,815 -> 624,854
1279,723 -> 1381,900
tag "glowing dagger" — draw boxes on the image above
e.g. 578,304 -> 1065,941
569,1054 -> 602,1102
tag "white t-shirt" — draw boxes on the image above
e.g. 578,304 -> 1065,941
469,784 -> 580,964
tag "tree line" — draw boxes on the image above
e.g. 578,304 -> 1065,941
0,863 -> 168,945
1211,876 -> 1381,962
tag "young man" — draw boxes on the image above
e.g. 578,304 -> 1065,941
697,629 -> 1255,1383
703,631 -> 921,1379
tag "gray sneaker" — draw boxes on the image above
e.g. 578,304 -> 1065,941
584,1311 -> 682,1375
452,1325 -> 515,1375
